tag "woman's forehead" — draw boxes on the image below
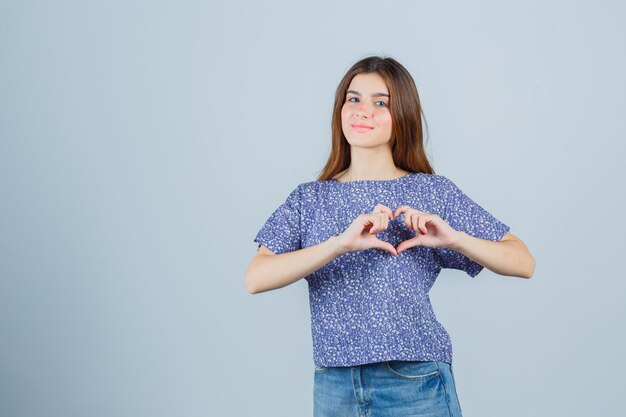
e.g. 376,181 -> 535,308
348,73 -> 390,95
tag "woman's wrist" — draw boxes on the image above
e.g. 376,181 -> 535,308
327,235 -> 350,257
446,230 -> 468,251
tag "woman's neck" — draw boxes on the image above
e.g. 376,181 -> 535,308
333,167 -> 409,182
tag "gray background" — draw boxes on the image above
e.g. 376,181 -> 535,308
1,1 -> 624,416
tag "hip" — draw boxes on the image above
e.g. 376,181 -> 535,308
313,360 -> 463,417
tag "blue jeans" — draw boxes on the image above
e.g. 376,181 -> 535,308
313,360 -> 463,417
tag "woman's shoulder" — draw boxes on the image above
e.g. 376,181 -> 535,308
294,172 -> 454,192
297,172 -> 451,187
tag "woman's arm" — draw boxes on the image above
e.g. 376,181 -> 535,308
246,236 -> 348,294
248,209 -> 400,294
447,231 -> 535,278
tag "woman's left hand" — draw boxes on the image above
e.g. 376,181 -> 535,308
393,205 -> 460,254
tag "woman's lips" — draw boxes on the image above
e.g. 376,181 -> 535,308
351,124 -> 374,132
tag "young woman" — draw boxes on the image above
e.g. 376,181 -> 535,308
246,55 -> 535,417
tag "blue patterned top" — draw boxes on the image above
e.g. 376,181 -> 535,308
253,172 -> 510,367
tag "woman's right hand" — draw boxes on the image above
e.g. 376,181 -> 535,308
335,204 -> 398,256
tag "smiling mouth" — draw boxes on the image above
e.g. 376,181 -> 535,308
351,124 -> 374,132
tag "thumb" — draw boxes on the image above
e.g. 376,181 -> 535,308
371,238 -> 398,256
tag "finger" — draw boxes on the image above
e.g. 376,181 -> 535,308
377,212 -> 389,231
358,214 -> 375,228
412,212 -> 425,233
394,205 -> 410,218
372,238 -> 397,255
406,212 -> 415,230
358,215 -> 375,234
376,212 -> 390,233
413,214 -> 420,233
385,242 -> 398,256
370,216 -> 381,234
382,206 -> 394,220
373,204 -> 394,220
418,216 -> 428,235
396,237 -> 420,254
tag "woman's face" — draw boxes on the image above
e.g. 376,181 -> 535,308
341,73 -> 393,149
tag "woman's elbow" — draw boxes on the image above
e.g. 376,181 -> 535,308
246,276 -> 257,294
522,254 -> 536,279
245,261 -> 260,294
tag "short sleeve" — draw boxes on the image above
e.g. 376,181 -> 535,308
253,185 -> 302,255
433,176 -> 510,278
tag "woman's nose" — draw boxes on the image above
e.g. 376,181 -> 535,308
356,101 -> 372,117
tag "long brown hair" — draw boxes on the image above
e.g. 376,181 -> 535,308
317,55 -> 434,180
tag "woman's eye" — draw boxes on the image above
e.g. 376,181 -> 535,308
346,97 -> 387,107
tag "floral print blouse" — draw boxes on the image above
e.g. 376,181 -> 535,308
253,172 -> 510,367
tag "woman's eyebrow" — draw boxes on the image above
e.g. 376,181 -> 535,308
346,89 -> 390,98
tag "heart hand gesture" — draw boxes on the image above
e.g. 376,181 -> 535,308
393,205 -> 458,254
336,204 -> 399,256
336,204 -> 459,256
